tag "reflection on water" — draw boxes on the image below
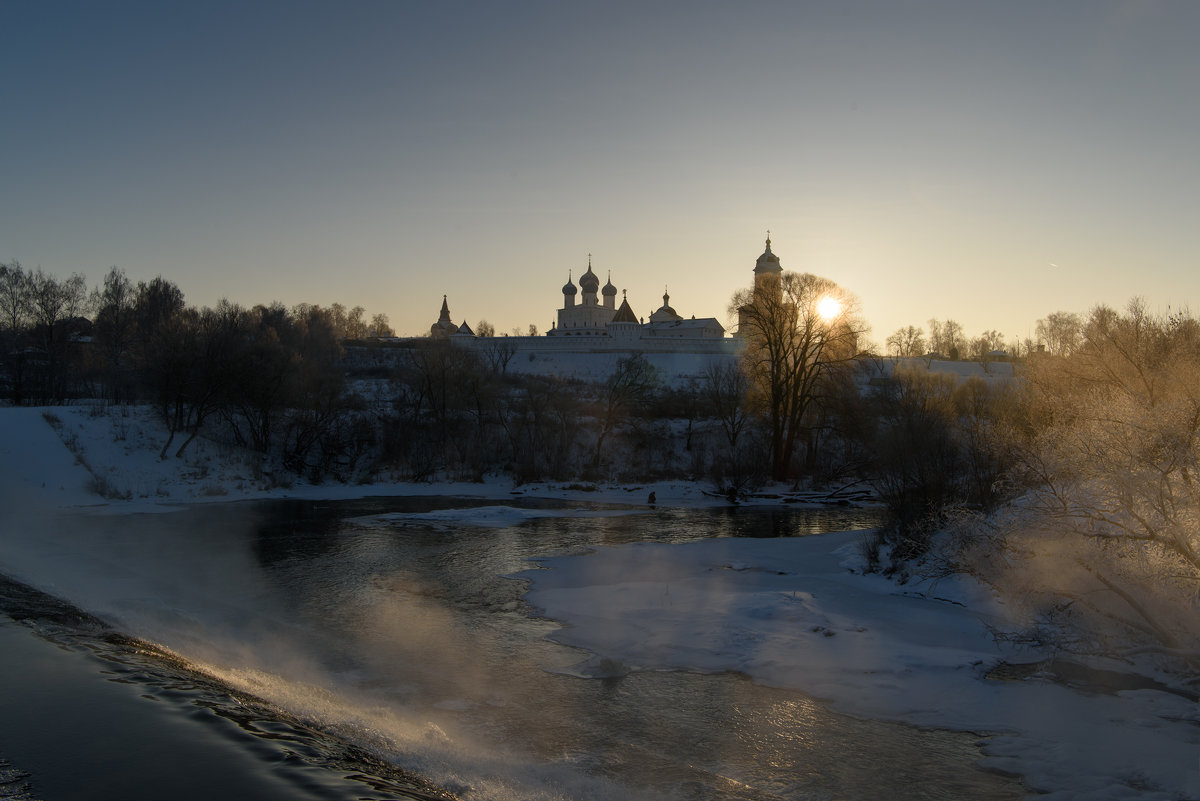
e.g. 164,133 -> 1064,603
0,497 -> 1026,800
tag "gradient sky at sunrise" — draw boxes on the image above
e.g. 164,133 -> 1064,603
3,1 -> 1197,344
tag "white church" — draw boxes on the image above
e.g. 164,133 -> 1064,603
547,257 -> 725,341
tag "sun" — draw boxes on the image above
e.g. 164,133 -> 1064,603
817,295 -> 842,321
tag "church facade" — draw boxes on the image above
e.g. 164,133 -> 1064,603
545,256 -> 726,342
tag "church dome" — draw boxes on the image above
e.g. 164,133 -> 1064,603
649,288 -> 682,322
602,275 -> 617,297
562,274 -> 577,295
754,235 -> 782,274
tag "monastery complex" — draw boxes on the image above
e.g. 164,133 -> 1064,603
428,237 -> 786,359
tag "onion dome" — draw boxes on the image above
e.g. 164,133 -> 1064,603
649,287 -> 682,322
579,257 -> 600,292
562,271 -> 577,296
602,272 -> 617,297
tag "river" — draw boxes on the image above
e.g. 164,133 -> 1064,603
0,497 -> 1026,800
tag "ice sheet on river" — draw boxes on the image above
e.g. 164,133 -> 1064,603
519,532 -> 1200,801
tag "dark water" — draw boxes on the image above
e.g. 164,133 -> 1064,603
0,600 -> 449,801
0,497 -> 1027,800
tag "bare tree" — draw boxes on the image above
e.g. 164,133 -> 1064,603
1035,310 -> 1083,356
703,359 -> 751,449
28,269 -> 88,345
91,267 -> 137,401
134,276 -> 185,345
345,305 -> 368,339
731,272 -> 868,481
144,305 -> 232,459
482,336 -> 517,375
0,261 -> 33,403
593,353 -> 659,468
475,319 -> 495,338
369,312 -> 393,338
0,261 -> 31,336
969,329 -> 1007,365
26,269 -> 89,401
886,325 -> 926,358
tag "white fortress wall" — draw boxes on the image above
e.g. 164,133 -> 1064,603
457,335 -> 742,385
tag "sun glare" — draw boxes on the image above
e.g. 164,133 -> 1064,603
817,296 -> 842,321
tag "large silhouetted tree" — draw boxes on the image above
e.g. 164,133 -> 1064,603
732,272 -> 868,481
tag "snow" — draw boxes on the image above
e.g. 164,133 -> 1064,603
519,536 -> 1200,801
2,404 -> 1198,800
2,404 -> 736,513
0,407 -> 99,507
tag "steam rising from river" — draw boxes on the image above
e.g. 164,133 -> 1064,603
0,494 -> 657,801
8,491 -> 1107,800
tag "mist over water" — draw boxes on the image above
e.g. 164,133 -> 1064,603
0,496 -> 1024,800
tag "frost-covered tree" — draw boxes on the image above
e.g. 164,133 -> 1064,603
927,318 -> 966,360
1006,300 -> 1200,651
1034,310 -> 1083,356
969,329 -> 1007,362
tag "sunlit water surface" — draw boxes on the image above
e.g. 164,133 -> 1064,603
0,497 -> 1027,800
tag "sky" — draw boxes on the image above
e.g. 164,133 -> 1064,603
3,1 -> 1198,344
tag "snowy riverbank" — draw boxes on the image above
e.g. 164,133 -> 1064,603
2,405 -> 1198,800
0,404 -> 817,513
